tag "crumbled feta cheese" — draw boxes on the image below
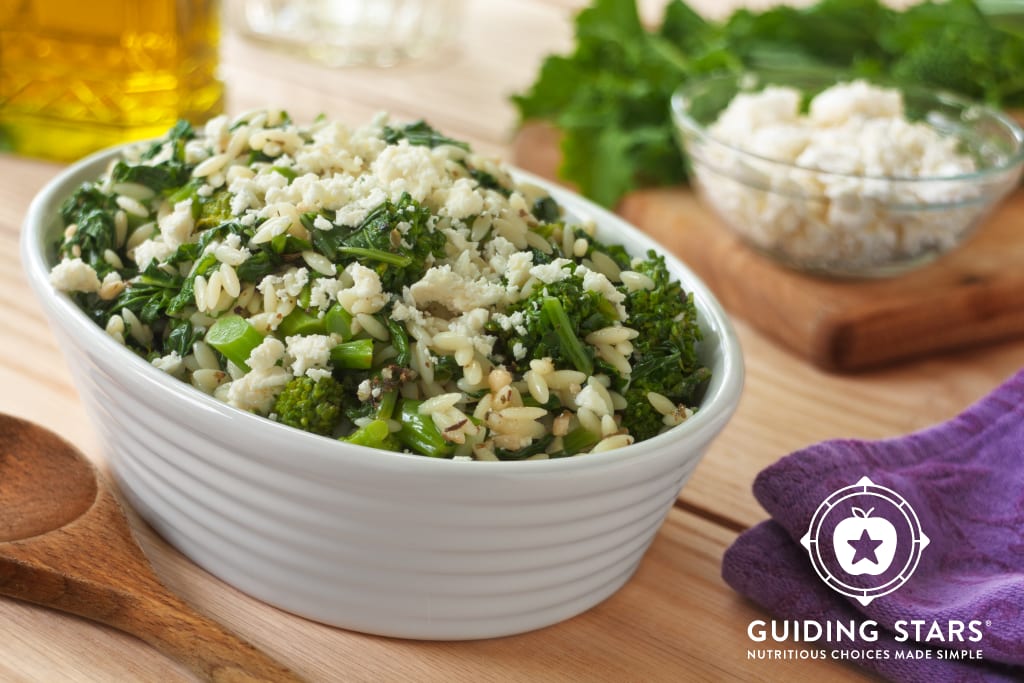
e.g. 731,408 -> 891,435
409,265 -> 506,313
529,258 -> 573,284
443,177 -> 485,220
702,80 -> 986,270
334,186 -> 387,226
371,142 -> 446,203
491,310 -> 527,336
356,378 -> 373,401
309,276 -> 343,311
49,257 -> 101,293
285,334 -> 334,377
336,263 -> 388,314
575,383 -> 611,417
503,251 -> 534,291
579,266 -> 627,320
152,351 -> 184,377
258,267 -> 309,302
447,309 -> 495,357
306,367 -> 333,382
225,366 -> 292,414
484,235 -> 519,273
809,80 -> 903,127
159,199 -> 195,250
247,337 -> 286,371
131,238 -> 173,268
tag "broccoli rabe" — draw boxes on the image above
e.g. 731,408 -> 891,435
381,120 -> 470,151
273,375 -> 345,436
395,399 -> 455,458
619,251 -> 711,441
307,193 -> 447,290
111,120 -> 195,193
342,419 -> 400,451
59,185 -> 119,279
491,264 -> 620,376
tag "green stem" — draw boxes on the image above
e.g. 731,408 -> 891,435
377,390 -> 398,421
277,308 -> 325,337
205,315 -> 264,371
561,426 -> 601,455
330,338 -> 374,370
396,400 -> 455,458
343,419 -> 393,449
541,296 -> 593,375
324,304 -> 353,340
385,318 -> 411,366
337,246 -> 411,267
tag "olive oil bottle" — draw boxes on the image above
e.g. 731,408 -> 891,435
0,0 -> 223,161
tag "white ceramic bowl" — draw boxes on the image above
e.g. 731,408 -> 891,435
22,145 -> 744,640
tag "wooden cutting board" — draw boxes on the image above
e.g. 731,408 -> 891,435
513,123 -> 1024,371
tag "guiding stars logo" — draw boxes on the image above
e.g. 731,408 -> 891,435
800,476 -> 930,606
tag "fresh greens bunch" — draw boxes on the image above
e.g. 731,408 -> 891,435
513,0 -> 1024,207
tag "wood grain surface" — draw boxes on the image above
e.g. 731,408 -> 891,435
0,416 -> 303,683
0,1 -> 1019,681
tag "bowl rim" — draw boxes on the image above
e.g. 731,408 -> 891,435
670,69 -> 1024,184
21,142 -> 745,475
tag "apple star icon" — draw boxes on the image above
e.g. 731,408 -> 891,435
800,476 -> 929,606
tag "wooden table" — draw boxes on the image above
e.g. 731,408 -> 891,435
1,1 -> 1020,680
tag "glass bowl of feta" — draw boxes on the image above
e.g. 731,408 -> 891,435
21,113 -> 744,639
671,70 -> 1024,278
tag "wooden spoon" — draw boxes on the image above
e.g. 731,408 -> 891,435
0,414 -> 305,682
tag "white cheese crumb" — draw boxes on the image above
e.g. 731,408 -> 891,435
443,177 -> 485,219
356,378 -> 373,401
371,142 -> 444,203
529,258 -> 573,284
579,266 -> 627,320
225,366 -> 292,414
49,257 -> 101,293
159,199 -> 195,250
131,238 -> 173,268
702,79 -> 985,270
285,334 -> 335,377
151,351 -> 184,377
306,367 -> 333,382
336,263 -> 388,315
409,265 -> 506,314
247,336 -> 285,371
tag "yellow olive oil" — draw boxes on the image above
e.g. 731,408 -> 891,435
0,0 -> 223,160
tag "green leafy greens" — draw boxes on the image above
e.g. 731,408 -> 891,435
512,0 -> 1024,207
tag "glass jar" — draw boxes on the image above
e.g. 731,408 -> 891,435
0,0 -> 224,161
238,0 -> 464,68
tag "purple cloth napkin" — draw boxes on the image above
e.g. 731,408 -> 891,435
722,369 -> 1024,683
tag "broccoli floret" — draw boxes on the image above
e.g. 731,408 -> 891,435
619,251 -> 711,441
273,375 -> 345,436
491,263 -> 620,376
